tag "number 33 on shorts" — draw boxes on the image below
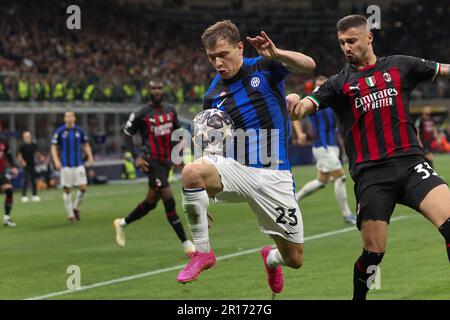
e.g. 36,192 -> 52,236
414,162 -> 438,180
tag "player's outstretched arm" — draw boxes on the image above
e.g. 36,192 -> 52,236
246,31 -> 315,73
287,93 -> 316,121
437,63 -> 450,79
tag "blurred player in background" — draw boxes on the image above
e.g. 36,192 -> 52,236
293,76 -> 356,225
18,131 -> 41,203
113,79 -> 195,257
288,15 -> 450,300
0,126 -> 18,227
415,105 -> 438,168
51,111 -> 94,222
177,20 -> 316,295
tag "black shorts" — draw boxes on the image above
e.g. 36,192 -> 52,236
146,160 -> 172,189
0,173 -> 11,186
354,155 -> 447,230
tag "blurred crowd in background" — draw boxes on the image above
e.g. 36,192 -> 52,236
0,0 -> 449,104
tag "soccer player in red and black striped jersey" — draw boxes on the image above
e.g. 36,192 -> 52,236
113,79 -> 195,257
415,105 -> 438,168
0,133 -> 18,227
288,15 -> 450,300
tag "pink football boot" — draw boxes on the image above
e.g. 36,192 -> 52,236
177,250 -> 216,283
260,246 -> 284,294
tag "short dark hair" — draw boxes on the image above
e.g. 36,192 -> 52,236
201,20 -> 241,50
336,15 -> 368,32
149,78 -> 163,87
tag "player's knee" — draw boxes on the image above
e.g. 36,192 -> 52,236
363,237 -> 386,253
4,187 -> 13,198
182,163 -> 206,188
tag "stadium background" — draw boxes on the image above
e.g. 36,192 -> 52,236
0,0 -> 450,301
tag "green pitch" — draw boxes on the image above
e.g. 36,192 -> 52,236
1,155 -> 449,300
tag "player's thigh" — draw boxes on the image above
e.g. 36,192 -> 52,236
360,220 -> 389,252
147,161 -> 171,190
314,146 -> 342,174
193,155 -> 251,201
60,167 -> 75,188
182,157 -> 223,196
248,170 -> 304,245
74,166 -> 87,188
329,167 -> 346,179
354,179 -> 397,232
317,170 -> 330,183
399,161 -> 448,227
419,184 -> 450,227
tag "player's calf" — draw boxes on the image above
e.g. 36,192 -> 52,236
124,200 -> 157,225
439,217 -> 450,262
353,249 -> 384,300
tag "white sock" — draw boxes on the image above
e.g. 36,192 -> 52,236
63,192 -> 74,217
296,179 -> 325,201
119,218 -> 126,227
73,190 -> 86,209
182,188 -> 210,253
334,176 -> 352,217
266,248 -> 286,269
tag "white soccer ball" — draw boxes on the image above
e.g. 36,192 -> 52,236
191,109 -> 234,155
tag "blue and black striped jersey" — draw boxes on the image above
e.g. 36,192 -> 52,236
52,124 -> 88,167
310,108 -> 338,148
203,56 -> 291,170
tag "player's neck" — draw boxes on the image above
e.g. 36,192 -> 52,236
355,53 -> 377,70
66,124 -> 75,128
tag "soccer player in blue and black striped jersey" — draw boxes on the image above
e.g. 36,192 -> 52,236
293,76 -> 356,225
176,20 -> 316,294
51,111 -> 94,222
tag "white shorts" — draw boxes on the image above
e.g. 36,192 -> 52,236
60,166 -> 87,188
312,146 -> 342,173
202,155 -> 304,244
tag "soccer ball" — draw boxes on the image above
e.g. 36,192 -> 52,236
191,109 -> 234,156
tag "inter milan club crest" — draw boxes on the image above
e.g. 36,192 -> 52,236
365,76 -> 376,87
383,72 -> 392,82
250,76 -> 260,88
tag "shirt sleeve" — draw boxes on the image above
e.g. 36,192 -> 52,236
80,128 -> 88,144
51,130 -> 60,145
304,77 -> 340,112
400,55 -> 440,83
258,57 -> 290,82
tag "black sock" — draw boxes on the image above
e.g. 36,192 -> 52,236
353,249 -> 384,300
439,218 -> 450,262
4,188 -> 13,216
124,200 -> 156,225
163,198 -> 187,242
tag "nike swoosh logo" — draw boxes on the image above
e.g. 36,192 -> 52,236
284,231 -> 299,235
216,97 -> 228,108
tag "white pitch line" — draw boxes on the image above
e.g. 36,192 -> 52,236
26,215 -> 409,300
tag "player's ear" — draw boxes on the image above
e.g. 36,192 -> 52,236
237,41 -> 244,56
367,31 -> 373,45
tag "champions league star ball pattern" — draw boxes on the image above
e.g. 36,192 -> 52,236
191,109 -> 234,155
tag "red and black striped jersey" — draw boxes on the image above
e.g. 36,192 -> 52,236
306,55 -> 441,177
124,103 -> 180,163
0,137 -> 12,174
415,116 -> 436,144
